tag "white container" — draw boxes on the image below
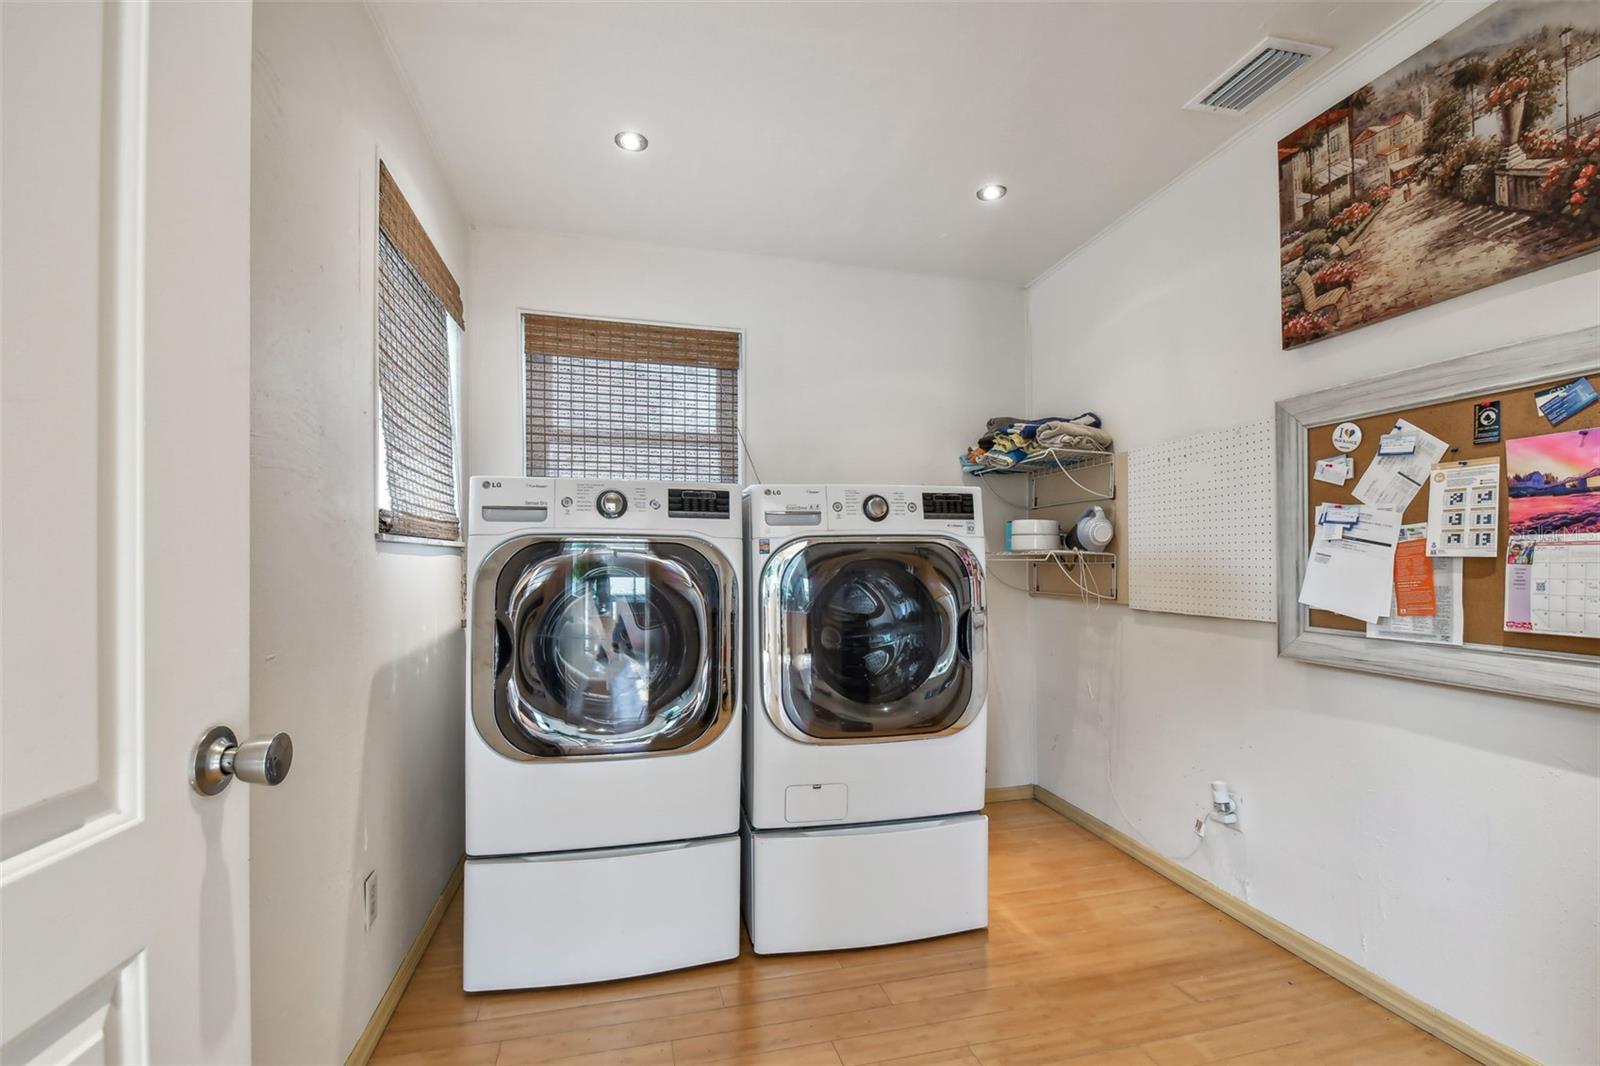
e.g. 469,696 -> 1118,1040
1005,518 -> 1060,552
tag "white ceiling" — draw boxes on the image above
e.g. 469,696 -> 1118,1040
370,1 -> 1417,285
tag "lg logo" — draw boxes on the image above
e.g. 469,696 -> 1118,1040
482,479 -> 502,489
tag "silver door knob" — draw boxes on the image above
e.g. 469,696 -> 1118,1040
190,725 -> 293,795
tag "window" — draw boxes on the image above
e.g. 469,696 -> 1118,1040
523,314 -> 741,482
375,163 -> 464,543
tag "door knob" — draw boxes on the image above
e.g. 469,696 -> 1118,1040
190,725 -> 293,796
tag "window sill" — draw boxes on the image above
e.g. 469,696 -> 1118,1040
376,532 -> 463,551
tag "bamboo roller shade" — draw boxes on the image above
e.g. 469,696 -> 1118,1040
378,162 -> 463,328
523,314 -> 741,370
376,232 -> 459,543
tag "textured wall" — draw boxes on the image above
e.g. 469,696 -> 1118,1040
1024,3 -> 1600,1059
250,5 -> 468,1062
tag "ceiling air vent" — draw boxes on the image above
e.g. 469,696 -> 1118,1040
1184,37 -> 1328,114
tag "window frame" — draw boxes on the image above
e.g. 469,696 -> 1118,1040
517,308 -> 747,485
371,155 -> 465,549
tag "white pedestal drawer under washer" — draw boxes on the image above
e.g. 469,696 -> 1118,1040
742,484 -> 990,954
463,477 -> 742,991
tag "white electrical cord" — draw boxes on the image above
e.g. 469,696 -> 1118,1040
736,425 -> 763,484
1044,446 -> 1112,501
973,445 -> 1110,509
973,475 -> 1032,511
1093,647 -> 1235,865
1049,549 -> 1107,607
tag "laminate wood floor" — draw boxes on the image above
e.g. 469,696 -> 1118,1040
372,800 -> 1471,1066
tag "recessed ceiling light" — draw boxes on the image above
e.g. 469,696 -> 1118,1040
976,183 -> 1007,202
614,130 -> 649,152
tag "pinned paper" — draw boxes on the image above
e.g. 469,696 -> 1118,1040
1300,503 -> 1403,624
1368,524 -> 1462,645
1352,418 -> 1448,511
1507,428 -> 1600,540
1534,377 -> 1598,427
1392,535 -> 1436,616
1314,455 -> 1354,486
1473,400 -> 1501,445
1505,538 -> 1600,637
1377,431 -> 1419,456
1426,457 -> 1500,558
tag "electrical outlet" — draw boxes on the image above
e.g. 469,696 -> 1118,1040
363,870 -> 378,931
1211,780 -> 1240,826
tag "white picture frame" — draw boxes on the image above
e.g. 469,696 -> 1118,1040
1275,326 -> 1600,709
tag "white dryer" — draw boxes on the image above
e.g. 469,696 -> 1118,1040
742,484 -> 989,954
463,477 -> 742,991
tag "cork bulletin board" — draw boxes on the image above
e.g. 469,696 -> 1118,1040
1305,376 -> 1600,656
1275,327 -> 1600,709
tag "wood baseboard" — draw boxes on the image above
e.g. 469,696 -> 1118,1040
345,858 -> 465,1066
983,784 -> 1035,804
1029,786 -> 1534,1066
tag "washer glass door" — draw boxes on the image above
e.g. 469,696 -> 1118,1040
476,538 -> 733,758
766,539 -> 983,741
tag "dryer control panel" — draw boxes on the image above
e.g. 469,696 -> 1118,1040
469,476 -> 737,536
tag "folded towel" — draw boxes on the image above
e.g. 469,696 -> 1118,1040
981,447 -> 1029,469
964,414 -> 1110,477
1012,412 -> 1102,439
990,431 -> 1029,452
1035,420 -> 1113,452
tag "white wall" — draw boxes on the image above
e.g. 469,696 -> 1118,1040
250,5 -> 468,1064
1024,5 -> 1600,1062
466,228 -> 1035,786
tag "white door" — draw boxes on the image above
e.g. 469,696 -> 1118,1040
2,2 -> 254,1062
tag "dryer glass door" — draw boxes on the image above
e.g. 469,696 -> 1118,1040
475,538 -> 734,758
766,539 -> 983,741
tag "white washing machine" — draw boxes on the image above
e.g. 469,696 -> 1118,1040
742,484 -> 989,954
463,477 -> 743,991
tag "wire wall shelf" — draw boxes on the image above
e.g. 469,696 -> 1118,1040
965,439 -> 1122,600
965,448 -> 1115,510
987,548 -> 1119,601
964,447 -> 1112,478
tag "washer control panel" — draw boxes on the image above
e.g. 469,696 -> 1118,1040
828,486 -> 917,525
828,486 -> 978,533
748,485 -> 981,536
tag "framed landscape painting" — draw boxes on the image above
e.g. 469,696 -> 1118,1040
1278,0 -> 1600,349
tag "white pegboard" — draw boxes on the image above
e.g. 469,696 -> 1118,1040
1127,420 -> 1276,622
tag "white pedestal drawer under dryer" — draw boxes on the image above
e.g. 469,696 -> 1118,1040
463,477 -> 743,990
741,484 -> 990,954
